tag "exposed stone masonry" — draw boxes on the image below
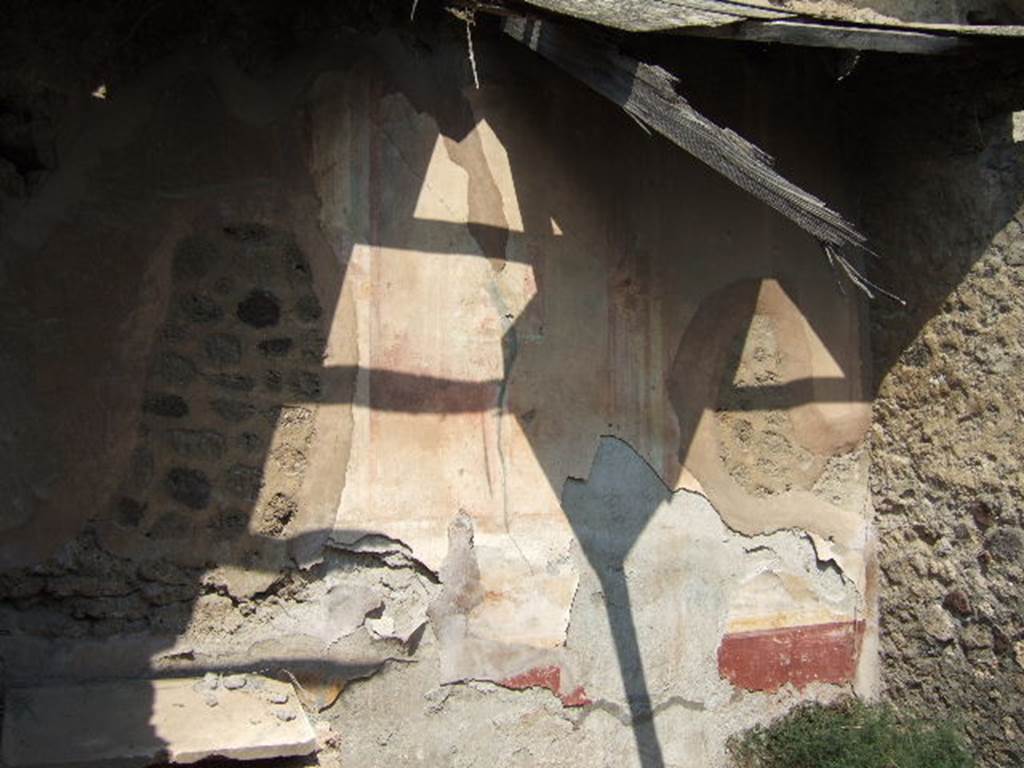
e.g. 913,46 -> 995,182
0,221 -> 329,640
123,223 -> 324,550
857,59 -> 1024,767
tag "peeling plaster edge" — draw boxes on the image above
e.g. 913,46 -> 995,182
575,435 -> 861,570
852,515 -> 881,700
324,534 -> 441,584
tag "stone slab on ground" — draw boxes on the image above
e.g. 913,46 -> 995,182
2,675 -> 317,766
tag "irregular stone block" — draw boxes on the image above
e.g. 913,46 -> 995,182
164,467 -> 212,510
237,289 -> 280,328
142,392 -> 189,418
2,676 -> 316,766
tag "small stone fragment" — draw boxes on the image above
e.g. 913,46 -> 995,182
921,603 -> 957,643
195,673 -> 220,692
315,721 -> 339,749
944,589 -> 972,617
222,674 -> 247,691
275,709 -> 297,722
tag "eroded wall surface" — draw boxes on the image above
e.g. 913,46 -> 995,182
0,31 -> 874,766
856,57 -> 1024,768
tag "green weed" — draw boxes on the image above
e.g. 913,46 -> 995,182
729,699 -> 973,768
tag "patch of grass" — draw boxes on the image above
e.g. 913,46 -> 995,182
729,698 -> 974,768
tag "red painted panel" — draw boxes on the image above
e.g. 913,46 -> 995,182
499,665 -> 591,708
717,620 -> 865,691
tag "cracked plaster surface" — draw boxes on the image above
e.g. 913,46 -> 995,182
310,42 -> 873,683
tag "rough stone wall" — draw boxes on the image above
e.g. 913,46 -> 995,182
853,55 -> 1024,768
0,30 -> 878,767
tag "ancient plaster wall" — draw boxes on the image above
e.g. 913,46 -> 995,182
0,32 -> 874,766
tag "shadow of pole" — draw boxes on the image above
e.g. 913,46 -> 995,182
600,570 -> 665,766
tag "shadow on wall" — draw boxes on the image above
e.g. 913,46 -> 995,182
1,24 -> 1020,768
